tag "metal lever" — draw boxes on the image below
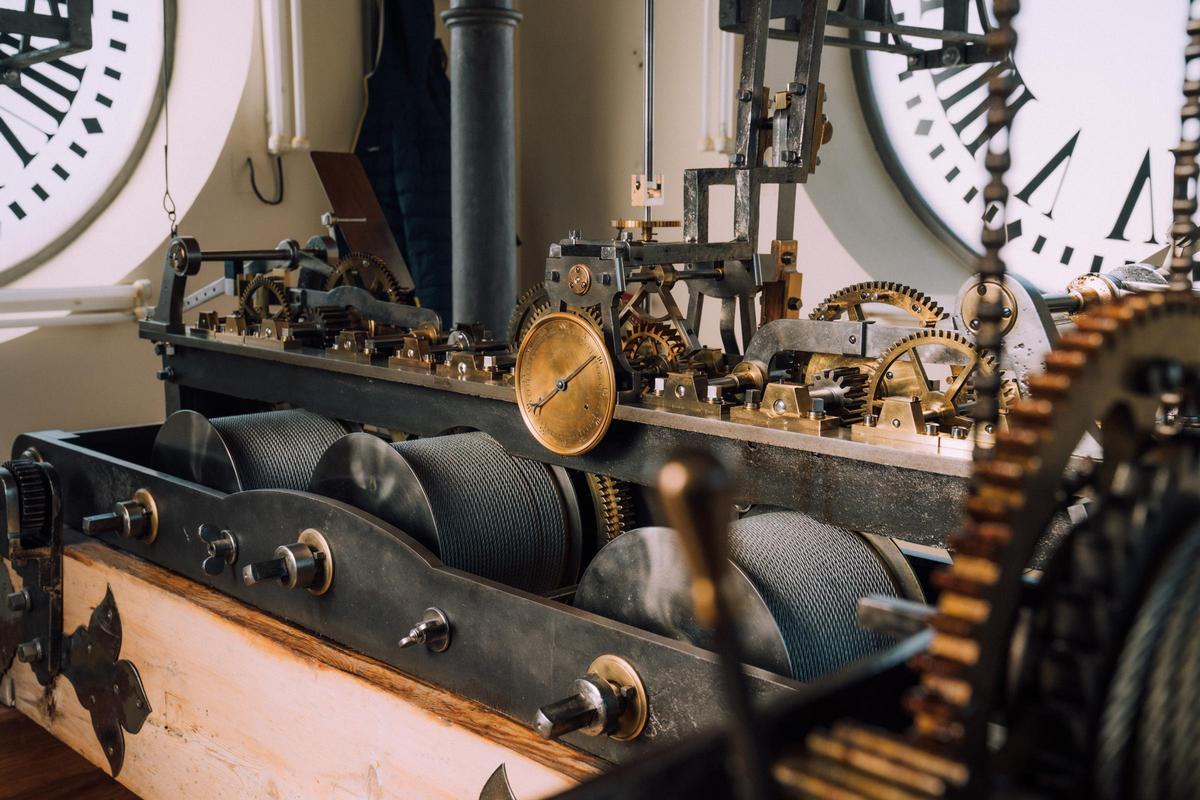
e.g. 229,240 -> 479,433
658,448 -> 776,800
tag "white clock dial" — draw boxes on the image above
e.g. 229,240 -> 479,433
0,0 -> 169,281
855,1 -> 1188,292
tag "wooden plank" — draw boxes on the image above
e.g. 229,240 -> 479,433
0,706 -> 139,799
5,542 -> 604,799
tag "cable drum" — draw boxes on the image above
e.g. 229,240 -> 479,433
727,511 -> 901,681
308,432 -> 579,593
152,409 -> 354,493
577,510 -> 908,681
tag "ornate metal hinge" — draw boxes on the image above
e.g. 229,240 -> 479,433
62,586 -> 152,777
2,456 -> 151,777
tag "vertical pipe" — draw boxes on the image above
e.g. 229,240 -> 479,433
643,0 -> 654,222
699,0 -> 713,151
441,0 -> 522,336
259,0 -> 293,155
288,0 -> 309,150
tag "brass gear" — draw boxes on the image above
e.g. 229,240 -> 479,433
326,252 -> 406,303
803,280 -> 946,385
864,329 -> 1006,426
585,473 -> 635,544
620,319 -> 686,372
811,366 -> 869,422
507,282 -> 602,347
238,275 -> 289,324
810,280 -> 946,326
772,293 -> 1200,800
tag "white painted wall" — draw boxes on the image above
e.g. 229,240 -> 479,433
0,0 -> 364,450
0,0 -> 971,449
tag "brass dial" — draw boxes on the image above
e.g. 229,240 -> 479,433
516,312 -> 617,456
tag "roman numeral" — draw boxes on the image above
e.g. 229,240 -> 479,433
1015,130 -> 1080,219
0,114 -> 34,167
934,62 -> 1035,156
1107,150 -> 1159,244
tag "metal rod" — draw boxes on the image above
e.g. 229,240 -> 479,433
643,0 -> 654,223
0,280 -> 151,314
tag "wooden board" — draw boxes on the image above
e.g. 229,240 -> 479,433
4,542 -> 604,799
0,706 -> 138,799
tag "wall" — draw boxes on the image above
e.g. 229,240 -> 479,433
0,0 -> 364,452
513,0 -> 970,338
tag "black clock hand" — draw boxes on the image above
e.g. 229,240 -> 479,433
529,354 -> 598,412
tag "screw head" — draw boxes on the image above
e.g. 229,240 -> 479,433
891,418 -> 901,428
772,399 -> 787,414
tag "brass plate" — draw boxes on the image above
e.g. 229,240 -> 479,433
515,312 -> 617,456
588,654 -> 647,741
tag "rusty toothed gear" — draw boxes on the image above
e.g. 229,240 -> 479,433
775,292 -> 1200,799
585,473 -> 635,544
507,282 -> 602,348
621,319 -> 686,372
326,252 -> 408,303
238,275 -> 289,324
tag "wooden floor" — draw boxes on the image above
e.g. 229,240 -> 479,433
0,706 -> 139,800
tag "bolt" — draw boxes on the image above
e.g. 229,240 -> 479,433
16,639 -> 43,664
970,318 -> 981,330
568,229 -> 582,240
5,590 -> 30,613
789,82 -> 806,96
739,89 -> 753,102
705,385 -> 723,404
863,414 -> 878,427
601,273 -> 612,286
941,47 -> 962,67
674,385 -> 688,399
156,366 -> 176,382
549,270 -> 561,282
848,334 -> 857,345
153,342 -> 166,356
891,418 -> 902,428
951,426 -> 969,439
734,153 -> 746,167
924,422 -> 940,436
772,399 -> 787,414
652,377 -> 666,396
977,284 -> 988,296
984,424 -> 995,434
807,398 -> 826,420
1001,307 -> 1012,318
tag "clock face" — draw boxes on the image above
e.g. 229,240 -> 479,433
0,0 -> 169,281
855,2 -> 1187,292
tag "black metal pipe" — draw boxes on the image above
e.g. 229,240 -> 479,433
442,0 -> 522,337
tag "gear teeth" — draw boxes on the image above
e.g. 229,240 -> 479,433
620,319 -> 686,372
864,329 -> 1003,420
586,473 -> 635,543
239,275 -> 289,324
810,280 -> 946,327
3,459 -> 51,547
327,252 -> 406,303
507,282 -> 603,346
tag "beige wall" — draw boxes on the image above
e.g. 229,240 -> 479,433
0,0 -> 364,451
513,0 -> 969,328
1,0 -> 973,449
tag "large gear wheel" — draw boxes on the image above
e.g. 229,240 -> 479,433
772,292 -> 1200,800
620,319 -> 686,372
585,473 -> 635,544
326,252 -> 406,303
238,275 -> 289,324
506,282 -> 602,347
803,280 -> 946,386
863,329 -> 1005,427
810,280 -> 946,327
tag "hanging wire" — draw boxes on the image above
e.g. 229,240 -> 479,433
247,154 -> 285,205
1169,0 -> 1200,291
971,0 -> 1019,455
160,0 -> 177,237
